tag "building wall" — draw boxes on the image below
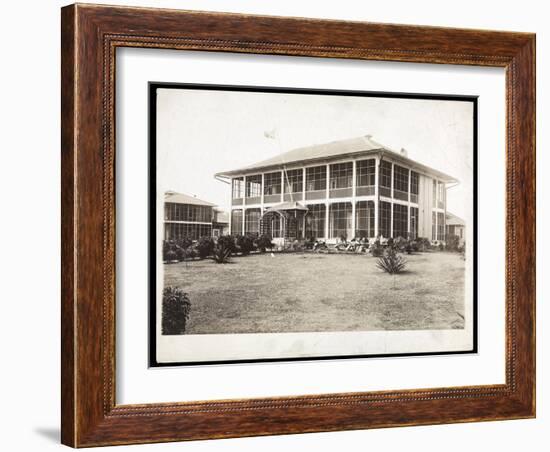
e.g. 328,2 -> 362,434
228,153 -> 449,242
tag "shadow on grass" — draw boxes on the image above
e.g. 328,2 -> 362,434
375,269 -> 416,275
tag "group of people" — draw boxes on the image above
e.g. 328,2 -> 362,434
312,237 -> 371,253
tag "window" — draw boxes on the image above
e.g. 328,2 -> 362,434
283,168 -> 303,193
231,209 -> 243,234
356,159 -> 375,187
305,204 -> 326,239
437,212 -> 445,241
306,165 -> 327,191
432,179 -> 437,208
232,177 -> 244,199
164,203 -> 212,222
329,162 -> 353,189
410,207 -> 418,239
379,160 -> 392,197
379,201 -> 391,238
410,171 -> 419,203
164,202 -> 173,221
392,203 -> 408,239
380,160 -> 392,188
329,202 -> 352,239
245,209 -> 261,235
246,175 -> 262,198
264,171 -> 281,195
164,223 -> 212,241
356,200 -> 375,238
432,211 -> 436,240
393,165 -> 409,195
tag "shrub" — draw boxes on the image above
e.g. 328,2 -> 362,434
217,235 -> 237,253
416,237 -> 432,252
236,234 -> 255,255
255,234 -> 274,252
175,246 -> 186,261
376,247 -> 407,274
393,236 -> 407,252
165,249 -> 177,262
161,286 -> 191,334
186,247 -> 199,260
212,242 -> 232,264
175,237 -> 192,250
196,236 -> 215,259
370,238 -> 384,257
446,234 -> 460,252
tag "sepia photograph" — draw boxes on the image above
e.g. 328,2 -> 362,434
149,83 -> 477,365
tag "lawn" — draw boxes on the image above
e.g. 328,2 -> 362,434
163,251 -> 466,334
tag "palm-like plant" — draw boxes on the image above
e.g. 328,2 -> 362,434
376,247 -> 407,274
212,242 -> 232,264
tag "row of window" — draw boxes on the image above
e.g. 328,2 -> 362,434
232,160 -> 421,199
432,180 -> 446,209
164,203 -> 213,223
164,223 -> 212,240
432,211 -> 446,241
231,202 -> 422,240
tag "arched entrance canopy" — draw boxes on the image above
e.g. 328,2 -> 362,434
260,201 -> 309,241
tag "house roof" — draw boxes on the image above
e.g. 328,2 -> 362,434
164,191 -> 216,207
215,135 -> 457,183
446,212 -> 465,226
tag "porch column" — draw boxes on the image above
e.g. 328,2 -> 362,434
325,203 -> 330,240
374,155 -> 379,238
243,175 -> 247,235
302,167 -> 306,201
390,163 -> 394,238
280,169 -> 285,202
261,173 -> 265,206
434,206 -> 438,241
351,160 -> 356,239
229,177 -> 233,235
325,164 -> 330,240
407,168 -> 411,237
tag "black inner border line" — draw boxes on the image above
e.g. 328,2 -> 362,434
147,82 -> 478,368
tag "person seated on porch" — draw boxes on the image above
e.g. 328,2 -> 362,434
345,238 -> 358,252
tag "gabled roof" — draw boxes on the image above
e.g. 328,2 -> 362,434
164,191 -> 216,207
446,212 -> 465,226
215,134 -> 457,183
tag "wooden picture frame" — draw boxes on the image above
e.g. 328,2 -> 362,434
61,3 -> 535,447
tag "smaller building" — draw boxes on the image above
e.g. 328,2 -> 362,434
164,191 -> 216,241
212,209 -> 229,238
446,212 -> 465,240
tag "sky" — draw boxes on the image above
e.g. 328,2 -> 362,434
156,87 -> 474,219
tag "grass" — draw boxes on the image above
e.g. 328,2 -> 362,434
164,251 -> 466,334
